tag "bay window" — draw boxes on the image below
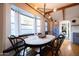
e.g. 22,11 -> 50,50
11,7 -> 41,35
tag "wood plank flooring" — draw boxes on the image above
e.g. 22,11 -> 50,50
47,40 -> 79,56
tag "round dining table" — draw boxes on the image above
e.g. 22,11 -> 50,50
24,35 -> 55,56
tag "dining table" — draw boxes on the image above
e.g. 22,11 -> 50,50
24,35 -> 55,56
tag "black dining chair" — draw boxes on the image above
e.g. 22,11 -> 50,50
48,34 -> 65,56
8,35 -> 26,56
8,35 -> 37,56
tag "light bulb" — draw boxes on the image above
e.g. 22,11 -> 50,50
34,7 -> 37,9
53,8 -> 57,12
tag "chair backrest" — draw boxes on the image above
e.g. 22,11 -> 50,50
18,34 -> 28,39
8,35 -> 17,47
8,35 -> 26,53
53,34 -> 65,51
58,34 -> 65,40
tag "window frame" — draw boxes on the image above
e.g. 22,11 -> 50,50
19,14 -> 35,35
45,21 -> 48,34
11,8 -> 41,35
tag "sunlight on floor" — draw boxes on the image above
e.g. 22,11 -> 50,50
60,40 -> 79,56
68,44 -> 72,50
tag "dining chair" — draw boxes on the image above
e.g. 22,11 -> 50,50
8,35 -> 27,56
48,34 -> 65,56
8,35 -> 37,56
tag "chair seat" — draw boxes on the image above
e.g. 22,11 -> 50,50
15,49 -> 38,56
40,46 -> 50,56
14,41 -> 26,48
3,41 -> 26,53
26,50 -> 38,56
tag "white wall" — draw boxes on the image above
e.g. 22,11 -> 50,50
51,5 -> 79,30
65,5 -> 79,33
0,4 -> 4,54
3,4 -> 11,50
71,26 -> 79,33
51,10 -> 63,21
65,5 -> 79,20
0,4 -> 11,54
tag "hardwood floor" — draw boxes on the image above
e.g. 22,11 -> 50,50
60,40 -> 79,56
47,40 -> 79,56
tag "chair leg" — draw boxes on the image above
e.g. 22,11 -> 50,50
40,47 -> 42,56
59,49 -> 61,53
23,46 -> 27,56
23,49 -> 25,56
55,50 -> 59,56
52,51 -> 54,56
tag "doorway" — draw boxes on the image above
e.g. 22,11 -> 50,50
59,20 -> 71,40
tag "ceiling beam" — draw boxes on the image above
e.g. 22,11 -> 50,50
62,9 -> 65,20
37,8 -> 44,13
25,3 -> 49,20
38,8 -> 52,10
25,3 -> 43,16
44,3 -> 46,17
45,3 -> 79,14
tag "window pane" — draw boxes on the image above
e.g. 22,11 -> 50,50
11,10 -> 16,35
37,19 -> 40,26
11,10 -> 15,23
20,14 -> 35,34
36,19 -> 41,33
45,21 -> 48,31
